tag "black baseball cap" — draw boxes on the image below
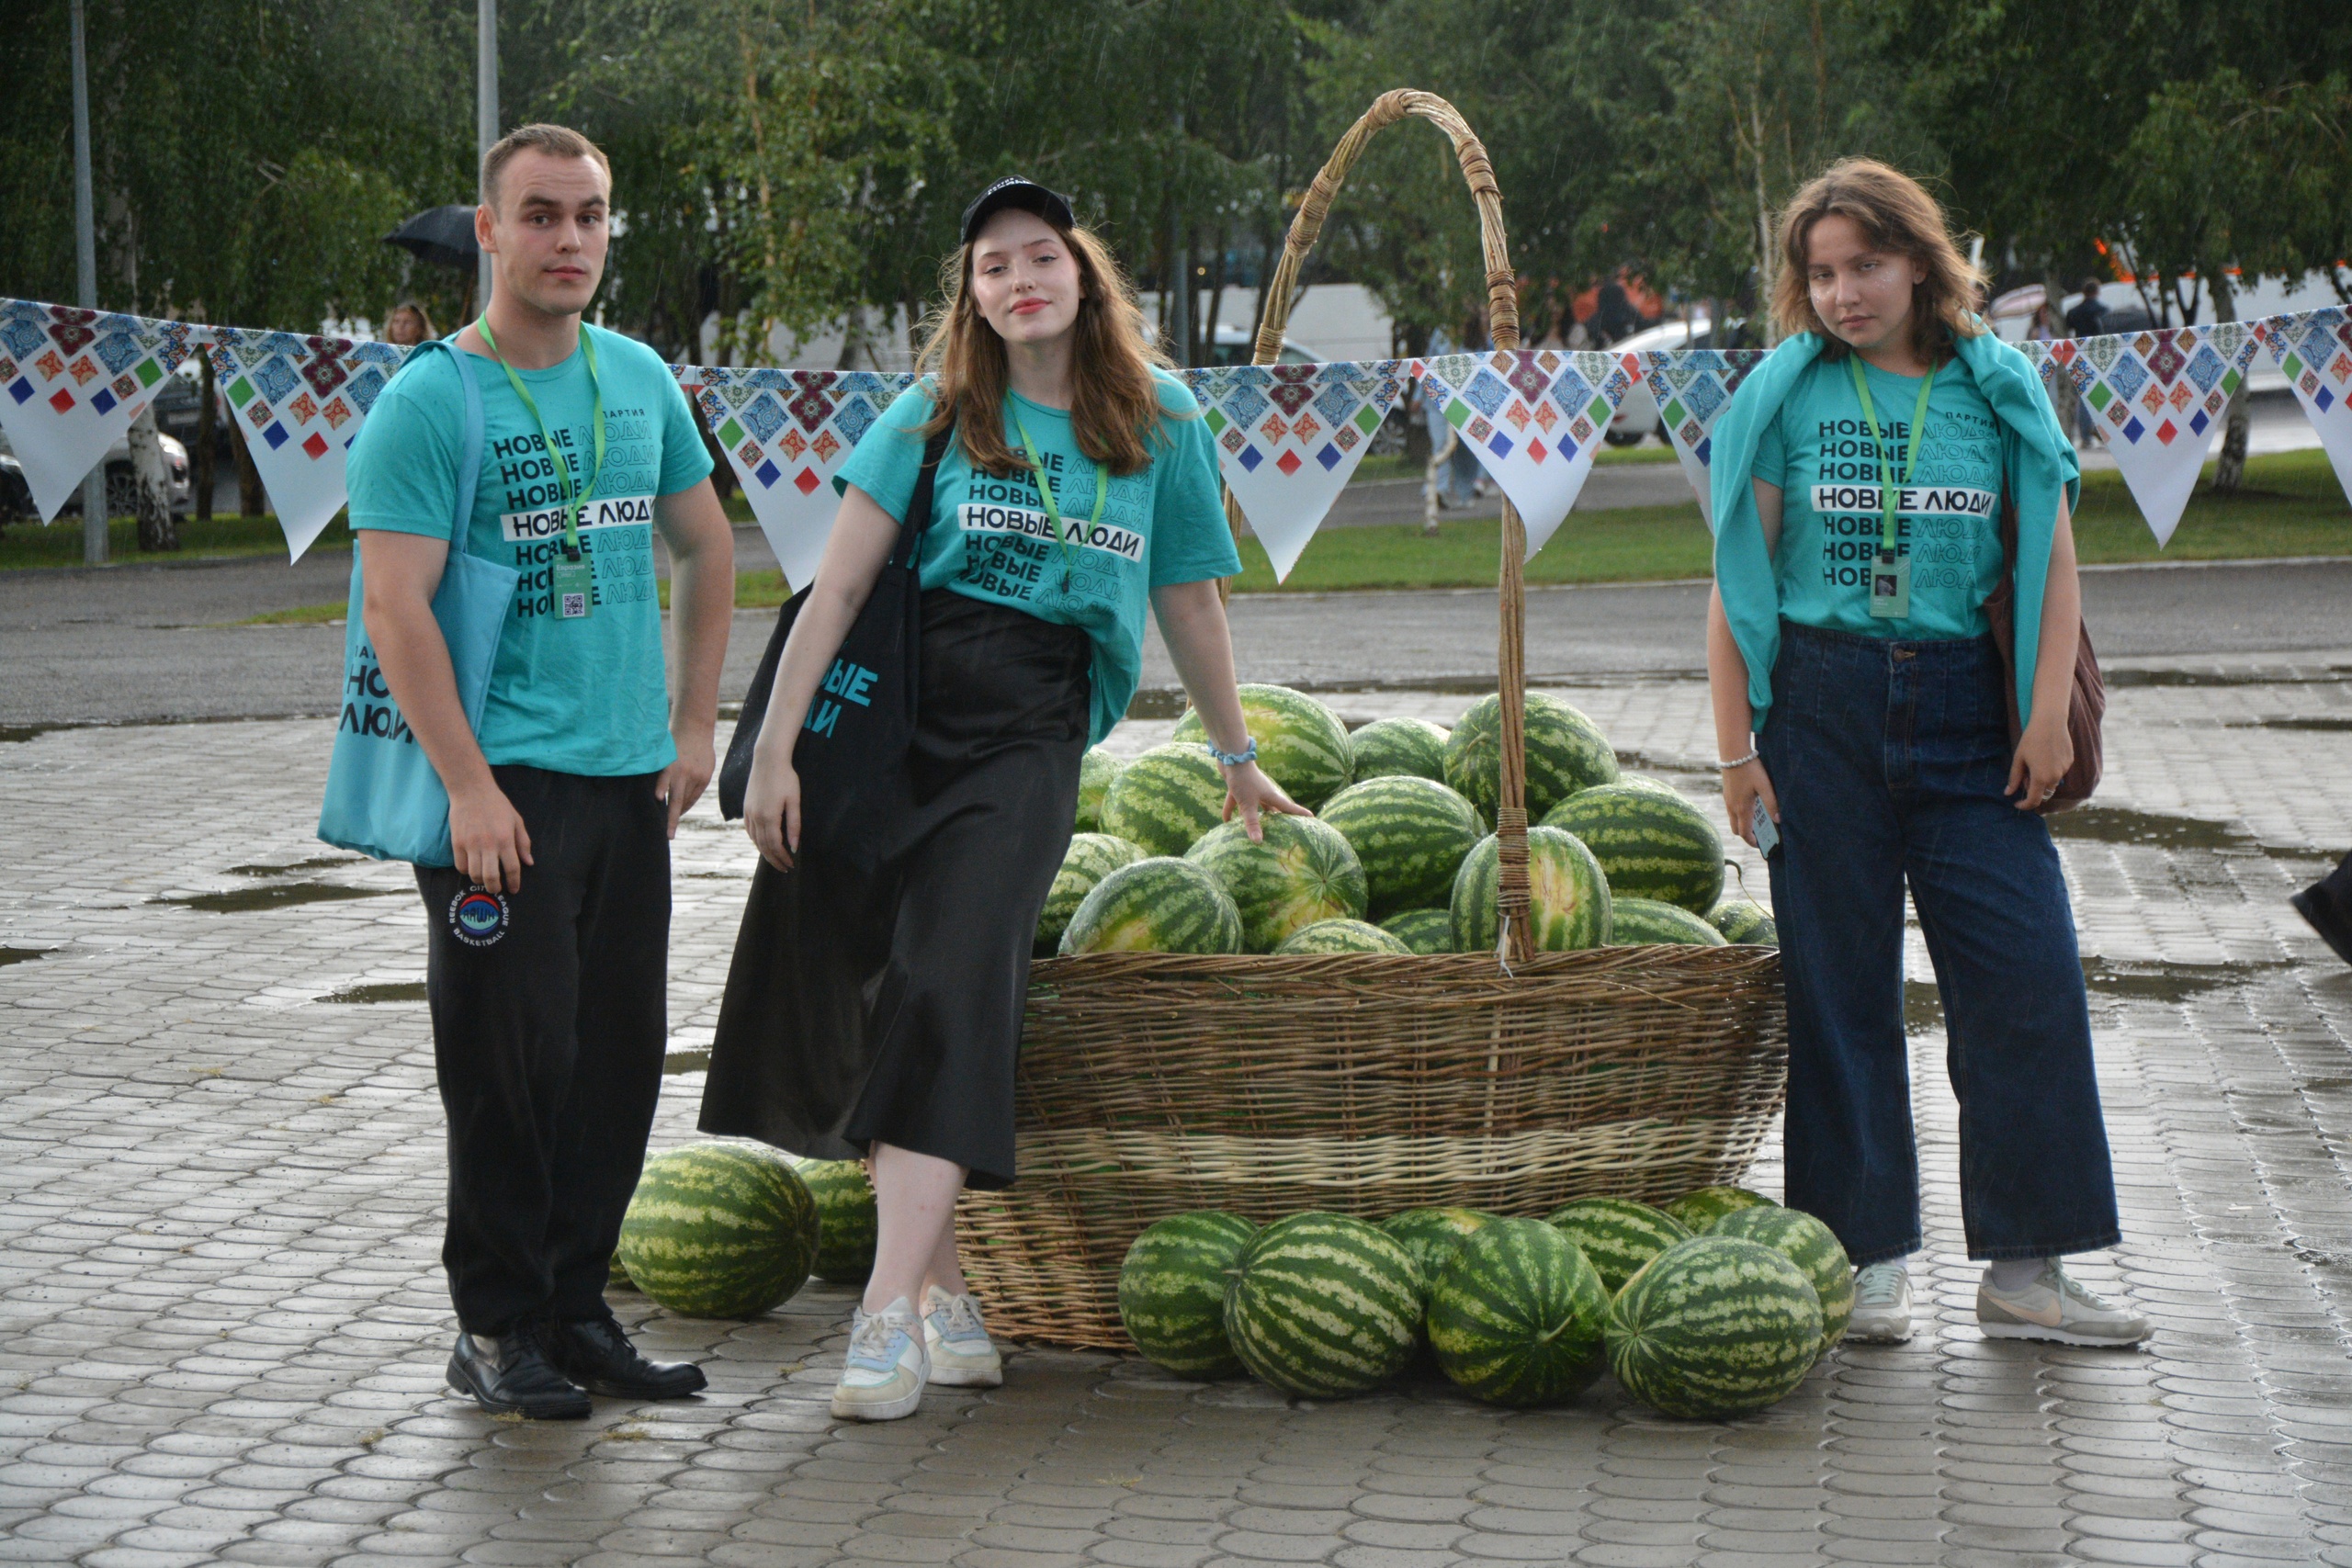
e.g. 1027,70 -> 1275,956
960,177 -> 1076,245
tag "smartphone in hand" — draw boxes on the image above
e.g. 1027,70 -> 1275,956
1751,796 -> 1781,860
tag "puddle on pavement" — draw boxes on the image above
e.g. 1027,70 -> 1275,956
1905,955 -> 2287,1032
0,725 -> 65,744
322,981 -> 428,1004
663,1050 -> 711,1075
228,855 -> 364,877
2108,666 -> 2352,690
2049,805 -> 2256,852
2226,716 -> 2352,732
0,947 -> 49,967
155,881 -> 386,913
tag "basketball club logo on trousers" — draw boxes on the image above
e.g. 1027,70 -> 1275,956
449,887 -> 511,947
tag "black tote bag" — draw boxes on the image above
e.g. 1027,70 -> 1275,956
718,425 -> 953,860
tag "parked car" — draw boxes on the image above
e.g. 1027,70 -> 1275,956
1606,316 -> 1751,446
1201,323 -> 1322,367
0,428 -> 193,521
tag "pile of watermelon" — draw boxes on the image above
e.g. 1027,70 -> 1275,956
1048,683 -> 1776,956
609,1143 -> 879,1318
1117,1182 -> 1851,1420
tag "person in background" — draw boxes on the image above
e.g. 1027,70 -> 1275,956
384,301 -> 436,347
1422,323 -> 1481,511
2063,279 -> 2110,449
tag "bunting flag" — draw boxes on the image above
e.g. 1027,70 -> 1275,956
2020,321 -> 2261,546
0,299 -> 196,521
1636,348 -> 1770,529
2258,309 -> 2352,509
1181,359 -> 1412,580
680,366 -> 919,590
1418,349 -> 1638,558
208,328 -> 406,559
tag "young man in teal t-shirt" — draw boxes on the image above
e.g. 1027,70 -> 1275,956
345,124 -> 733,1419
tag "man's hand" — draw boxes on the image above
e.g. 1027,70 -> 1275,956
449,781 -> 533,892
658,728 -> 716,839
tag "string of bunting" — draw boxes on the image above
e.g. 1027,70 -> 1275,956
3,296 -> 2346,581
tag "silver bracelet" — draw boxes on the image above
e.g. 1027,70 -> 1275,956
1716,748 -> 1760,772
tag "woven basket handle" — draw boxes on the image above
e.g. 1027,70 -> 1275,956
1240,89 -> 1533,964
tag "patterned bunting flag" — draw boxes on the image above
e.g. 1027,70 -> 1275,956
1180,359 -> 1412,581
2257,309 -> 2352,510
208,328 -> 406,558
2020,322 -> 2261,546
1417,349 -> 1637,558
1635,348 -> 1770,529
0,298 -> 196,522
681,366 -> 919,590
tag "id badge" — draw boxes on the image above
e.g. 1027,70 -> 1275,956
1867,549 -> 1910,620
552,553 -> 594,620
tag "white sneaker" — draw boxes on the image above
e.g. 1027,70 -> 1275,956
831,1298 -> 926,1421
1848,1262 -> 1914,1343
922,1284 -> 1004,1388
1978,1260 -> 2151,1348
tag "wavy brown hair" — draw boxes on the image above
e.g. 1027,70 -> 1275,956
1772,158 -> 1985,364
917,217 -> 1176,478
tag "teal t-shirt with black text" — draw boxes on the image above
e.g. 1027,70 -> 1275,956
834,373 -> 1239,742
345,325 -> 713,775
1753,355 -> 2005,639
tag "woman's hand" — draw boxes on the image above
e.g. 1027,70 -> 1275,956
2007,711 -> 2075,812
1221,760 -> 1309,841
1723,758 -> 1780,848
743,744 -> 802,872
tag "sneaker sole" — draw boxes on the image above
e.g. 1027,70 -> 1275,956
1845,1325 -> 1914,1345
1979,1319 -> 2149,1348
925,1362 -> 1003,1389
831,1385 -> 923,1421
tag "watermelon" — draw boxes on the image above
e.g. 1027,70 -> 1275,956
1605,1236 -> 1824,1418
1118,1211 -> 1259,1378
1275,919 -> 1409,955
1707,897 -> 1779,946
1379,908 -> 1455,954
1543,781 -> 1725,913
1349,716 -> 1450,783
1427,1218 -> 1611,1406
1380,1208 -> 1494,1293
1185,815 -> 1366,953
1544,1196 -> 1693,1295
606,1251 -> 634,1290
1035,832 -> 1148,954
1059,857 -> 1244,955
1661,1185 -> 1775,1232
1710,1205 -> 1854,1355
1609,897 -> 1730,947
616,1143 -> 820,1319
791,1158 -> 877,1285
1171,684 -> 1354,809
1075,747 -> 1124,832
1317,775 -> 1486,918
1450,826 -> 1612,955
1443,692 -> 1619,822
1224,1213 -> 1422,1397
1100,744 -> 1228,857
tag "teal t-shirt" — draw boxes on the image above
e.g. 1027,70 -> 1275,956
1753,355 -> 2005,638
835,372 -> 1240,742
345,326 -> 713,775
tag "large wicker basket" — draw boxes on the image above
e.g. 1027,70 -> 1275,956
956,91 -> 1787,1350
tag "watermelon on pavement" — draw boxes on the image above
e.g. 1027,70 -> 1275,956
1100,744 -> 1229,858
1544,1196 -> 1693,1295
616,1143 -> 820,1319
1661,1185 -> 1776,1232
1075,747 -> 1124,832
1451,826 -> 1612,954
1172,684 -> 1354,809
1318,775 -> 1486,918
1036,833 -> 1148,954
1224,1213 -> 1422,1397
1605,1236 -> 1824,1418
1059,857 -> 1244,955
1443,692 -> 1619,822
1544,780 -> 1726,913
1379,908 -> 1455,953
1707,897 -> 1779,945
1349,716 -> 1450,783
1609,897 -> 1731,946
1381,1208 -> 1494,1294
1119,1212 -> 1259,1378
1428,1218 -> 1611,1406
1275,919 -> 1409,954
791,1158 -> 877,1286
1186,815 -> 1367,952
1710,1205 -> 1855,1355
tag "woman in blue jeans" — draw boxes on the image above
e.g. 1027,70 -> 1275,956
1703,158 -> 2147,1348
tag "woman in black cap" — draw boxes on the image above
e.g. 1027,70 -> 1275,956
703,177 -> 1299,1421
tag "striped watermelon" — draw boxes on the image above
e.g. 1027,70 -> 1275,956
1428,1218 -> 1611,1406
1276,919 -> 1408,955
1443,692 -> 1619,822
1035,833 -> 1148,954
1707,897 -> 1779,945
1543,780 -> 1726,913
1075,747 -> 1124,833
1118,1211 -> 1259,1378
1224,1213 -> 1422,1397
1172,684 -> 1354,809
1605,1236 -> 1824,1418
607,1251 -> 634,1290
791,1158 -> 877,1285
1100,744 -> 1228,857
1379,908 -> 1455,954
1059,857 -> 1243,955
1349,716 -> 1450,783
1318,775 -> 1486,918
1544,1196 -> 1693,1295
1710,1205 -> 1854,1355
1185,815 -> 1366,952
1380,1208 -> 1494,1293
616,1143 -> 819,1319
1662,1185 -> 1775,1232
1609,897 -> 1730,947
1450,826 -> 1612,954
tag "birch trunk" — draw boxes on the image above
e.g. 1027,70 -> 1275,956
125,404 -> 177,552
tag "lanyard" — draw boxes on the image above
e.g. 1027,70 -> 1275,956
1846,355 -> 1937,557
478,318 -> 605,560
1012,412 -> 1104,580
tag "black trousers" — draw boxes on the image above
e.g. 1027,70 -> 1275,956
416,764 -> 671,1336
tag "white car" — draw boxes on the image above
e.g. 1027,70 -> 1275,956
1605,317 -> 1747,446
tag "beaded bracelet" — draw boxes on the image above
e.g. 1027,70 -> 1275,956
1716,748 -> 1761,772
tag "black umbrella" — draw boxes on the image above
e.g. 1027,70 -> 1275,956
383,205 -> 481,272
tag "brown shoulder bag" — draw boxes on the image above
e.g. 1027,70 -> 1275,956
1980,494 -> 2104,814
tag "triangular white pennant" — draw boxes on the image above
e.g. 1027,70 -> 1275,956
208,327 -> 404,559
2257,309 -> 2352,511
1419,349 -> 1636,558
1634,348 -> 1773,530
0,299 -> 196,523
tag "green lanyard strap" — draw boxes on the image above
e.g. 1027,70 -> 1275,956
1012,412 -> 1105,580
478,318 -> 605,560
1846,356 -> 1938,558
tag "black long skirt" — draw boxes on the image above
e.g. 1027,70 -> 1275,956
698,590 -> 1091,1190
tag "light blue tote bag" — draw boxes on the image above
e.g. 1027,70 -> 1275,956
317,339 -> 518,865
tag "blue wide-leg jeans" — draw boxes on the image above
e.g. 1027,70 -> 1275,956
1759,620 -> 2122,1267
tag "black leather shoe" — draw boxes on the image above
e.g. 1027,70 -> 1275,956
537,1313 -> 707,1399
447,1331 -> 592,1419
2293,884 -> 2352,968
